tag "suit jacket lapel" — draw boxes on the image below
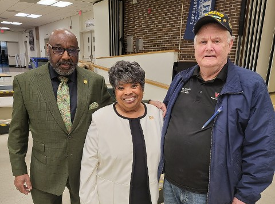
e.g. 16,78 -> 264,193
33,64 -> 68,133
71,67 -> 89,132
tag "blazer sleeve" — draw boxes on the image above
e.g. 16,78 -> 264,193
79,120 -> 100,204
8,76 -> 30,176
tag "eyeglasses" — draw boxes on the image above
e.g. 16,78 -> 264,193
48,44 -> 80,56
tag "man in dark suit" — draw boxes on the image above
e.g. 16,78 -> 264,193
8,28 -> 113,204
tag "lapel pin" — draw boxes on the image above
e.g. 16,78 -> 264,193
84,80 -> 87,84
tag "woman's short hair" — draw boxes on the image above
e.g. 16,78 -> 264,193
108,60 -> 145,90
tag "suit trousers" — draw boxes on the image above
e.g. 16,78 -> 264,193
31,179 -> 80,204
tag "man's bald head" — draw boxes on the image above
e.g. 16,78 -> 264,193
48,29 -> 78,46
47,29 -> 79,76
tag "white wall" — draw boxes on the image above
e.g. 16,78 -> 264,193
94,0 -> 110,58
39,15 -> 81,57
0,31 -> 21,42
258,0 -> 275,92
79,10 -> 94,60
0,31 -> 25,58
256,0 -> 275,92
80,10 -> 94,32
96,51 -> 178,85
268,49 -> 275,92
95,51 -> 178,101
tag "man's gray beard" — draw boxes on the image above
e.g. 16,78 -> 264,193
52,64 -> 76,76
48,54 -> 77,76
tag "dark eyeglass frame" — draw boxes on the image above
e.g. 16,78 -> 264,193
48,44 -> 80,57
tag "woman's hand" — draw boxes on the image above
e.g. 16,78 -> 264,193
149,100 -> 167,117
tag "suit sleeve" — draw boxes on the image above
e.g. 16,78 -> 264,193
8,76 -> 30,176
79,120 -> 100,204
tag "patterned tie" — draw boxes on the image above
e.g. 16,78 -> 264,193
57,76 -> 72,132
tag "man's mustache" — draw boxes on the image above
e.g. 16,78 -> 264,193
56,60 -> 75,67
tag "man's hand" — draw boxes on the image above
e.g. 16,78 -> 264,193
149,100 -> 167,117
14,174 -> 32,195
232,197 -> 246,204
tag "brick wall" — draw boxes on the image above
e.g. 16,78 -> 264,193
124,0 -> 242,61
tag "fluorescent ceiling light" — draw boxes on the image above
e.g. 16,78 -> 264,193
1,21 -> 22,25
15,13 -> 29,17
37,0 -> 57,5
15,12 -> 42,19
28,14 -> 42,18
0,27 -> 10,30
11,22 -> 22,25
1,21 -> 11,24
52,1 -> 73,7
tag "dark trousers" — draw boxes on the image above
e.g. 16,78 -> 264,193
31,179 -> 80,204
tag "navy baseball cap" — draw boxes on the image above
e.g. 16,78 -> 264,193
194,11 -> 232,35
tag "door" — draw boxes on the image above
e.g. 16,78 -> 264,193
82,31 -> 94,62
7,42 -> 19,67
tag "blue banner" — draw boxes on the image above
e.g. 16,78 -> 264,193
184,0 -> 215,40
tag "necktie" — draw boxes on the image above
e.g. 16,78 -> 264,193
57,76 -> 72,132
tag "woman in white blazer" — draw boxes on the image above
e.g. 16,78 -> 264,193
79,60 -> 163,204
